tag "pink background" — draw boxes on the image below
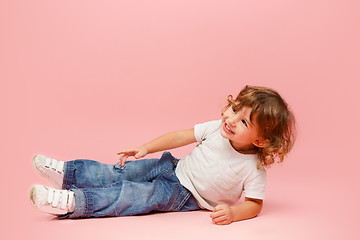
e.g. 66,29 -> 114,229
1,0 -> 359,239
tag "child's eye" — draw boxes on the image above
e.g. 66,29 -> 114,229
232,107 -> 237,113
241,120 -> 248,127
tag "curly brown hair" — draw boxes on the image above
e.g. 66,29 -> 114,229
226,85 -> 296,168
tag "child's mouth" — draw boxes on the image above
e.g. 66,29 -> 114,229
224,123 -> 234,134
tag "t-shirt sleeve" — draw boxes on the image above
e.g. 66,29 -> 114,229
194,120 -> 222,142
243,171 -> 267,200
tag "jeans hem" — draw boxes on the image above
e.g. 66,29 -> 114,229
62,161 -> 76,190
58,188 -> 95,219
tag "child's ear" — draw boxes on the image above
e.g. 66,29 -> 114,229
253,138 -> 268,148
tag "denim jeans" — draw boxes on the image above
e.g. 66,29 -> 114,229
59,152 -> 200,219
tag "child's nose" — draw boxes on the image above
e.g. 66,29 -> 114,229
228,117 -> 236,127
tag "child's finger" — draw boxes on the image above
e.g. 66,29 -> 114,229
213,204 -> 225,211
117,150 -> 134,156
117,153 -> 124,162
118,154 -> 128,166
211,211 -> 225,220
117,150 -> 131,155
214,218 -> 231,225
211,210 -> 231,224
210,209 -> 224,219
135,151 -> 146,159
212,214 -> 228,224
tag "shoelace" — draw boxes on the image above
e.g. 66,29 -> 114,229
47,187 -> 75,210
45,158 -> 64,173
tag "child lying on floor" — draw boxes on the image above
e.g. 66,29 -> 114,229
30,85 -> 295,225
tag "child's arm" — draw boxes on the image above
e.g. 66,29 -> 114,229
210,198 -> 263,225
117,128 -> 196,166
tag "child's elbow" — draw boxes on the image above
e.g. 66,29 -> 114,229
245,197 -> 263,216
255,205 -> 262,217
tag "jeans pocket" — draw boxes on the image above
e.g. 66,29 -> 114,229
113,163 -> 126,171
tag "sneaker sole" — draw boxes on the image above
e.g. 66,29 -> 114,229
29,185 -> 68,215
32,155 -> 63,189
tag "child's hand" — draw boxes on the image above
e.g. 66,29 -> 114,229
210,204 -> 234,225
117,146 -> 148,166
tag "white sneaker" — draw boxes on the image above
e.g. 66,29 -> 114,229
33,154 -> 64,189
30,185 -> 75,215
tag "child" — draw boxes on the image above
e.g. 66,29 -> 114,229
30,85 -> 295,225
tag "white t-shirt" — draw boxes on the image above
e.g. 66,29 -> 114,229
175,120 -> 266,210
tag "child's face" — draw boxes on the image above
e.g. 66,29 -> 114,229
221,105 -> 263,151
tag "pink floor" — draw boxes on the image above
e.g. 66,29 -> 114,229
3,159 -> 358,239
2,1 -> 359,239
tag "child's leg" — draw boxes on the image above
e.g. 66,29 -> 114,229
63,158 -> 167,189
30,152 -> 200,218
60,171 -> 195,219
62,152 -> 178,189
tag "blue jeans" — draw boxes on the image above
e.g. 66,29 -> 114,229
59,152 -> 200,219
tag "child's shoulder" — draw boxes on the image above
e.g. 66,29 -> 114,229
195,119 -> 222,140
196,119 -> 222,133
